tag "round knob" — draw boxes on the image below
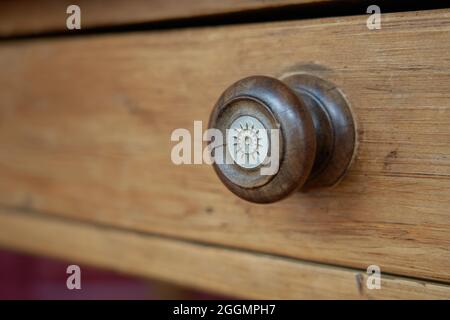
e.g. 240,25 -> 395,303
208,74 -> 355,203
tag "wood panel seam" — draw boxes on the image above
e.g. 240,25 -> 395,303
0,203 -> 448,287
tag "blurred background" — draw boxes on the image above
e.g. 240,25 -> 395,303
0,249 -> 228,300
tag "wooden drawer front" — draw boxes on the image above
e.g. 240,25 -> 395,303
0,9 -> 449,284
0,0 -> 338,37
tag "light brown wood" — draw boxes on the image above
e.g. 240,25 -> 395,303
0,207 -> 448,299
0,0 -> 339,37
0,9 -> 450,283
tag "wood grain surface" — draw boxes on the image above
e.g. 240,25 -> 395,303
0,0 -> 342,36
0,208 -> 448,299
0,9 -> 449,282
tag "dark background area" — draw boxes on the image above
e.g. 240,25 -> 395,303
0,249 -> 226,299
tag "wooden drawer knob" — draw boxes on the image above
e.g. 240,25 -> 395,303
208,74 -> 355,203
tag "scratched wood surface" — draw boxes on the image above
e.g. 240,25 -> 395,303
0,9 -> 449,283
0,208 -> 449,299
0,0 -> 345,36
